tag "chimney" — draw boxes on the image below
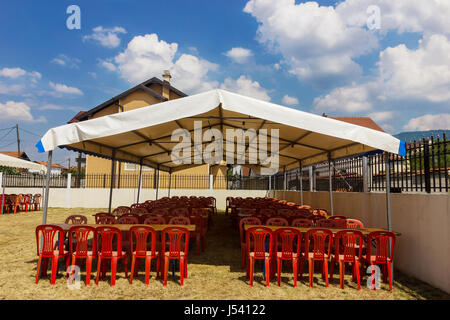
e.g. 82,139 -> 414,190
162,70 -> 171,99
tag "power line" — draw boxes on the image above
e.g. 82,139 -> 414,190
20,127 -> 43,137
0,127 -> 14,142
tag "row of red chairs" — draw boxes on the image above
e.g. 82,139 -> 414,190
66,213 -> 207,256
35,224 -> 190,287
243,226 -> 395,291
0,193 -> 41,214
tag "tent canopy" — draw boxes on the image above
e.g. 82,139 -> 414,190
0,153 -> 47,172
36,89 -> 405,173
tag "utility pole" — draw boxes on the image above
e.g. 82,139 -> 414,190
16,124 -> 20,157
68,158 -> 71,171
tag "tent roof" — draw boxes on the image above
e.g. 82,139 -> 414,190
0,153 -> 47,172
36,89 -> 405,173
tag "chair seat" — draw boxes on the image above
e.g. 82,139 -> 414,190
133,251 -> 159,257
276,252 -> 298,259
72,251 -> 95,257
305,252 -> 329,259
164,251 -> 186,257
41,250 -> 68,257
249,252 -> 270,258
362,255 -> 391,263
99,251 -> 126,258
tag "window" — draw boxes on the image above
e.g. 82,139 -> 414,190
124,163 -> 137,171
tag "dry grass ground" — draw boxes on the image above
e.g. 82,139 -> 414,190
0,208 -> 448,300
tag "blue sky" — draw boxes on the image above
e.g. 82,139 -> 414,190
0,0 -> 449,165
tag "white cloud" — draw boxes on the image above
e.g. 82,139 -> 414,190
0,82 -> 25,95
368,111 -> 394,122
281,95 -> 299,106
113,33 -> 218,93
0,100 -> 45,122
100,60 -> 117,71
0,67 -> 26,78
51,54 -> 81,69
225,47 -> 253,63
403,113 -> 450,131
243,0 -> 378,87
220,75 -> 271,101
49,82 -> 83,95
83,26 -> 127,48
313,84 -> 372,113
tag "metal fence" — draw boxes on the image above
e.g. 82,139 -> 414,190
1,135 -> 448,193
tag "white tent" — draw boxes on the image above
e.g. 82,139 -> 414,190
36,88 -> 404,233
0,153 -> 46,172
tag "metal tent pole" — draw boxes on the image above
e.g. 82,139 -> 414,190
283,166 -> 286,200
385,152 -> 394,282
328,156 -> 334,216
1,172 -> 4,215
136,160 -> 143,203
42,151 -> 53,224
108,151 -> 116,214
155,166 -> 160,200
299,161 -> 303,206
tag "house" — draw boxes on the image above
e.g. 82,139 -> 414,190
32,162 -> 68,175
68,71 -> 227,188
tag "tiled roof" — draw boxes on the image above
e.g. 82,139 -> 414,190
330,117 -> 385,132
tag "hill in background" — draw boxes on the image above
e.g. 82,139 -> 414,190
394,130 -> 450,142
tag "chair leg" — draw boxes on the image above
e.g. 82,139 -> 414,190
180,257 -> 185,286
145,257 -> 151,285
96,257 -> 102,285
86,256 -> 93,286
330,258 -> 335,282
308,259 -> 314,288
35,256 -> 42,284
324,260 -> 329,288
130,255 -> 136,284
339,260 -> 344,289
293,259 -> 298,288
277,257 -> 281,286
265,258 -> 271,287
164,256 -> 169,286
387,261 -> 392,291
249,257 -> 254,286
355,260 -> 361,290
156,254 -> 160,279
110,258 -> 118,287
50,256 -> 59,285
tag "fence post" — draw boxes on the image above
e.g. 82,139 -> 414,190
363,156 -> 369,193
423,139 -> 431,193
66,173 -> 71,209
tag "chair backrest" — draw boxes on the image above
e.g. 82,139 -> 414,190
239,208 -> 257,215
328,215 -> 347,220
311,215 -> 327,223
161,227 -> 189,258
293,208 -> 311,217
65,215 -> 88,225
291,218 -> 314,227
96,215 -> 116,224
259,208 -> 276,216
316,219 -> 339,228
239,217 -> 262,244
266,217 -> 289,226
36,225 -> 65,257
68,225 -> 96,257
152,208 -> 170,216
130,226 -> 156,257
96,226 -> 122,257
171,207 -> 190,216
188,214 -> 204,234
246,226 -> 273,259
274,227 -> 301,259
345,218 -> 364,229
366,231 -> 396,263
131,207 -> 148,214
168,216 -> 190,225
334,230 -> 364,262
112,206 -> 131,216
117,216 -> 139,224
33,194 -> 42,204
277,208 -> 294,217
143,216 -> 166,224
305,229 -> 333,260
191,207 -> 209,216
313,209 -> 328,217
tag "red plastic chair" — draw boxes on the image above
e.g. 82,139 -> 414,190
277,209 -> 294,217
345,219 -> 364,229
96,215 -> 116,224
168,216 -> 190,225
130,207 -> 148,215
129,226 -> 159,285
301,228 -> 333,288
12,194 -> 22,214
266,217 -> 289,226
35,225 -> 69,285
188,214 -> 207,255
246,226 -> 273,287
33,194 -> 42,211
311,215 -> 327,225
291,218 -> 314,227
239,217 -> 262,269
171,207 -> 190,216
363,231 -> 396,291
327,216 -> 347,227
161,227 -> 190,286
112,206 -> 131,217
95,226 -> 128,286
330,230 -> 363,290
21,194 -> 33,212
152,208 -> 170,216
328,215 -> 347,220
313,209 -> 328,217
68,225 -> 96,285
117,216 -> 139,224
144,216 -> 166,224
274,228 -> 302,287
65,215 -> 88,224
259,208 -> 276,216
316,219 -> 340,228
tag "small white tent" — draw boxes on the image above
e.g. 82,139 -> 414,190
0,153 -> 46,172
